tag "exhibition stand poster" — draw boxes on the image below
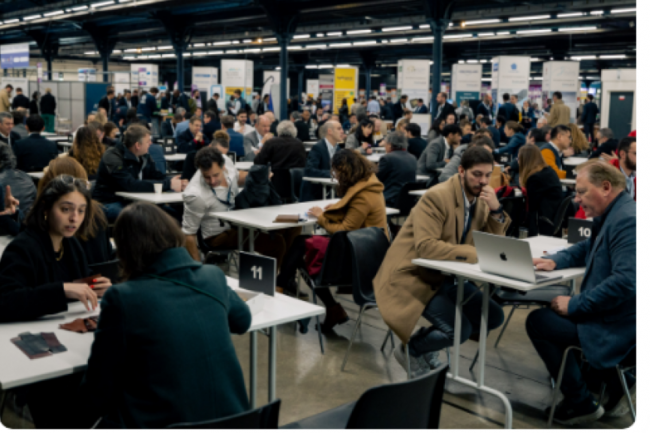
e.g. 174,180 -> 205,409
333,67 -> 358,114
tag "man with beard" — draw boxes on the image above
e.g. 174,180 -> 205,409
610,137 -> 636,201
374,146 -> 509,378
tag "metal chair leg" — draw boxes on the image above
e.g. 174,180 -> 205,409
469,349 -> 479,372
547,346 -> 582,427
313,288 -> 324,355
341,306 -> 367,371
617,366 -> 636,421
494,306 -> 517,348
380,329 -> 392,352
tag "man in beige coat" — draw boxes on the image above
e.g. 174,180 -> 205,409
546,91 -> 571,127
374,146 -> 511,377
0,84 -> 12,113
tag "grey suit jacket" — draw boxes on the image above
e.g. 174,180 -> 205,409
417,136 -> 449,176
243,131 -> 260,162
438,144 -> 467,182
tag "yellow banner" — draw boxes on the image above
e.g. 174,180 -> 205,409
334,68 -> 357,114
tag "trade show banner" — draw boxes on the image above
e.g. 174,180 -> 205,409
221,59 -> 254,103
542,61 -> 580,123
491,56 -> 531,117
451,63 -> 482,104
114,72 -> 130,87
78,68 -> 97,82
130,64 -> 159,88
318,74 -> 334,109
306,79 -> 319,99
192,67 -> 219,92
262,70 -> 290,98
333,67 -> 358,114
397,59 -> 430,110
0,43 -> 29,69
379,83 -> 387,97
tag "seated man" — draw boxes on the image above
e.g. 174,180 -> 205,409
375,146 -> 508,377
539,124 -> 572,179
438,135 -> 495,183
0,112 -> 20,149
294,109 -> 312,142
181,130 -> 245,189
243,114 -> 273,161
233,109 -> 255,136
253,120 -> 307,170
13,115 -> 59,172
173,108 -> 189,139
182,147 -> 299,267
609,137 -> 635,201
202,110 -> 221,142
588,127 -> 618,160
527,161 -> 635,426
162,113 -> 182,137
12,110 -> 28,139
404,123 -> 427,160
376,131 -> 416,208
222,115 -> 245,157
299,121 -> 344,202
417,124 -> 462,177
93,124 -> 181,221
176,115 -> 205,154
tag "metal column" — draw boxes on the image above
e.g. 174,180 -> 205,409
278,35 -> 289,121
175,47 -> 184,92
430,22 -> 445,122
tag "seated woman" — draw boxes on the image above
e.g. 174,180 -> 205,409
0,183 -> 21,236
79,202 -> 251,428
344,118 -> 374,155
102,121 -> 119,147
277,149 -> 389,330
568,123 -> 590,157
495,121 -> 527,156
0,175 -> 111,322
427,118 -> 445,142
39,157 -> 112,264
71,126 -> 106,180
518,144 -> 563,236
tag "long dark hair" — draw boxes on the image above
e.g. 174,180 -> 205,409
331,149 -> 374,196
114,202 -> 185,281
354,119 -> 374,145
25,175 -> 96,240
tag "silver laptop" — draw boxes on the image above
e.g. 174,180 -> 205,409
473,232 -> 562,284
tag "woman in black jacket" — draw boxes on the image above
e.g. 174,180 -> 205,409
518,144 -> 564,236
0,175 -> 112,323
29,91 -> 40,115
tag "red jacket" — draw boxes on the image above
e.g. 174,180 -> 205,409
575,157 -> 635,219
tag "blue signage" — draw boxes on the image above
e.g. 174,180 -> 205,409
0,43 -> 29,69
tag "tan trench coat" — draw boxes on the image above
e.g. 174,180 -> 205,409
373,174 -> 511,343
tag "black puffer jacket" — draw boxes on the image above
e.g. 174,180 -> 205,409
235,165 -> 282,209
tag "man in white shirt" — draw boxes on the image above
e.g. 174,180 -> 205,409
234,109 -> 255,136
243,114 -> 273,161
367,96 -> 380,115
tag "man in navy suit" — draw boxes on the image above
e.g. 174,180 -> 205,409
413,99 -> 428,114
527,161 -> 636,426
299,121 -> 345,202
376,131 -> 416,208
581,94 -> 599,143
13,114 -> 58,172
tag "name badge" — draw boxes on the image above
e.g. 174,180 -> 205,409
567,217 -> 593,244
497,153 -> 512,164
239,252 -> 276,297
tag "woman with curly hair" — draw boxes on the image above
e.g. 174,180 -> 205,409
71,125 -> 105,180
39,157 -> 111,264
277,149 -> 388,330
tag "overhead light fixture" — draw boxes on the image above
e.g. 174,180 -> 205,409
600,54 -> 626,59
590,10 -> 604,15
318,64 -> 334,69
158,46 -> 172,50
3,19 -> 19,24
243,39 -> 252,43
225,50 -> 238,54
112,49 -> 121,54
84,51 -> 97,55
23,15 -> 42,20
307,44 -> 327,49
162,53 -> 175,58
275,66 -> 281,70
458,60 -> 466,64
530,58 -> 541,61
353,41 -> 377,46
147,54 -> 161,58
243,48 -> 260,53
467,60 -> 478,63
91,1 -> 115,8
306,65 -> 318,69
262,47 -> 281,52
412,36 -> 434,42
516,29 -> 552,35
72,5 -> 89,11
124,48 -> 138,53
480,59 -> 487,63
118,0 -> 132,2
141,47 -> 156,51
382,26 -> 412,32
193,43 -> 205,47
327,31 -> 342,36
263,37 -> 276,42
337,64 -> 351,68
497,31 -> 510,35
347,29 -> 371,35
288,46 -> 302,50
419,24 -> 430,29
478,32 -> 495,37
557,12 -> 585,18
316,33 -> 324,37
231,41 -> 240,44
444,34 -> 472,39
571,55 -> 597,60
463,19 -> 501,26
207,50 -> 223,55
330,42 -> 351,47
294,34 -> 310,39
213,41 -> 231,46
44,10 -> 64,17
390,38 -> 408,43
508,15 -> 550,22
183,53 -> 192,57
610,8 -> 636,14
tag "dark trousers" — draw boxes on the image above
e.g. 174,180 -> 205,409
584,123 -> 595,143
409,280 -> 504,357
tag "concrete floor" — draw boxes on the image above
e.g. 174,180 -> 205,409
1,280 -> 635,429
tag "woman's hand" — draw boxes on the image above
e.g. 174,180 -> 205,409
90,276 -> 112,298
0,185 -> 18,216
64,283 -> 98,311
308,206 -> 324,218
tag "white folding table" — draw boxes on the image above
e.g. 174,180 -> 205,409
163,153 -> 187,162
562,157 -> 588,167
0,277 -> 324,410
302,177 -> 338,199
115,191 -> 184,204
409,189 -> 427,197
412,236 -> 585,429
27,172 -> 44,180
560,178 -> 576,186
235,161 -> 253,171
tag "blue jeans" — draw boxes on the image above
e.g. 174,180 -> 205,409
102,201 -> 125,223
409,279 -> 504,357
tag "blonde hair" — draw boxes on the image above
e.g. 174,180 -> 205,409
519,144 -> 548,188
568,123 -> 589,153
396,118 -> 409,132
94,111 -> 108,126
577,160 -> 626,190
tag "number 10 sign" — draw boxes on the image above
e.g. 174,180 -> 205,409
239,252 -> 277,296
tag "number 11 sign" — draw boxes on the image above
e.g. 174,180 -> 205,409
239,252 -> 277,296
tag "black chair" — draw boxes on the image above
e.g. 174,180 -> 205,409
425,173 -> 439,189
282,364 -> 448,429
226,151 -> 237,164
340,227 -> 393,371
298,231 -> 354,354
289,168 -> 304,203
539,194 -> 578,238
196,228 -> 238,272
271,169 -> 294,203
168,399 -> 280,429
499,196 -> 526,238
89,259 -> 120,283
396,181 -> 427,217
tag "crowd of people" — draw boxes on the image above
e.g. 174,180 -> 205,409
0,83 -> 635,428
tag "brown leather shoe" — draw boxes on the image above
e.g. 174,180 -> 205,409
319,302 -> 350,332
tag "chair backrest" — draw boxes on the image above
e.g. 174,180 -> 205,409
315,230 -> 353,287
162,136 -> 177,154
271,168 -> 294,203
89,259 -> 120,283
346,364 -> 448,429
148,143 -> 168,174
396,181 -> 427,216
499,196 -> 526,237
552,194 -> 578,237
167,399 -> 280,429
289,168 -> 304,203
425,173 -> 439,189
346,227 -> 390,306
226,151 -> 237,164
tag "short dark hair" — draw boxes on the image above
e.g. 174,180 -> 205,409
404,123 -> 421,137
149,87 -> 159,94
441,124 -> 462,137
469,135 -> 495,150
438,92 -> 447,99
503,93 -> 510,101
528,127 -> 547,143
496,115 -> 506,125
212,130 -> 230,149
221,115 -> 234,129
189,115 -> 202,124
124,124 -> 150,148
15,87 -> 22,93
26,114 -> 44,132
460,146 -> 494,170
12,110 -> 24,125
550,124 -> 571,140
205,110 -> 217,121
553,91 -> 563,100
505,121 -> 524,133
103,121 -> 118,136
236,109 -> 247,116
114,202 -> 185,281
107,89 -> 115,96
586,94 -> 594,101
173,113 -> 183,122
479,117 -> 492,126
5,84 -> 12,90
195,146 -> 224,171
618,136 -> 635,155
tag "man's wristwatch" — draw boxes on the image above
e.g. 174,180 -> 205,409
490,204 -> 504,214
